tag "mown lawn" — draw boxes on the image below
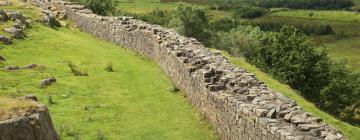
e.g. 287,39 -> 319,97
270,10 -> 360,23
220,52 -> 360,140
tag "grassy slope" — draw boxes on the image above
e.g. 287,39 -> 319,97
220,52 -> 360,140
0,2 -> 218,139
0,23 -> 218,140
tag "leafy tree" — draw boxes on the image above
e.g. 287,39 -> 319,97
85,0 -> 116,16
170,5 -> 211,44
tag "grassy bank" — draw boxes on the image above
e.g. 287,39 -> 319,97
221,52 -> 360,139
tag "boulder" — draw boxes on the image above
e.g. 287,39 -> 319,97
13,19 -> 28,30
0,35 -> 12,44
0,0 -> 11,6
39,77 -> 56,88
42,10 -> 60,27
6,11 -> 25,21
4,27 -> 25,39
0,9 -> 9,21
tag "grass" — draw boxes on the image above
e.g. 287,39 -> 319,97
0,23 -> 218,140
324,37 -> 360,72
270,10 -> 360,23
220,52 -> 360,140
0,1 -> 218,138
115,0 -> 199,14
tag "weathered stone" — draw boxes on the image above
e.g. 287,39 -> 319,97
20,94 -> 38,101
0,100 -> 59,140
0,0 -> 11,6
267,108 -> 276,119
42,10 -> 60,27
6,11 -> 24,21
4,65 -> 19,70
0,9 -> 9,21
4,27 -> 25,39
298,123 -> 320,131
39,77 -> 56,88
309,128 -> 321,137
22,64 -> 38,69
325,133 -> 341,140
0,35 -> 12,45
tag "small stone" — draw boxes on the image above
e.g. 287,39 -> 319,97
4,27 -> 25,39
0,35 -> 12,45
298,123 -> 320,131
255,108 -> 268,117
325,133 -> 340,140
39,77 -> 56,88
22,64 -> 38,69
20,94 -> 38,101
267,108 -> 276,119
4,65 -> 19,70
309,128 -> 321,137
6,11 -> 24,21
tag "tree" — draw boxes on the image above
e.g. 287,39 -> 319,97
85,0 -> 116,16
170,5 -> 211,44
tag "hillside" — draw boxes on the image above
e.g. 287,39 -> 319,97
0,1 -> 218,139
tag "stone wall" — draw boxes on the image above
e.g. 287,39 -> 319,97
31,1 -> 346,139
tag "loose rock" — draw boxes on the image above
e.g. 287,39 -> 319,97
39,77 -> 56,88
4,65 -> 19,70
4,27 -> 25,39
0,35 -> 12,45
22,64 -> 38,69
42,10 -> 60,27
20,94 -> 38,101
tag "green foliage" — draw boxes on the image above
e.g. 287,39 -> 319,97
137,9 -> 172,26
104,63 -> 113,72
209,18 -> 238,32
85,0 -> 116,16
242,17 -> 334,35
213,25 -> 359,125
320,61 -> 360,125
169,5 -> 211,44
234,7 -> 267,19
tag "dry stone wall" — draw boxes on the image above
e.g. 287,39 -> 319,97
31,0 -> 346,139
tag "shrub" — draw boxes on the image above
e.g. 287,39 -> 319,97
234,7 -> 267,19
209,18 -> 238,32
138,9 -> 172,26
169,5 -> 211,45
104,63 -> 113,72
85,0 -> 116,16
67,62 -> 88,76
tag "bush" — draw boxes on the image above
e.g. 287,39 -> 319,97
234,7 -> 267,19
104,63 -> 113,72
68,62 -> 88,76
320,61 -> 360,125
138,9 -> 172,26
169,5 -> 211,45
209,18 -> 238,32
85,0 -> 116,16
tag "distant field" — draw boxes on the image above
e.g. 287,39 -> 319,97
271,10 -> 360,23
115,0 -> 203,14
325,37 -> 360,72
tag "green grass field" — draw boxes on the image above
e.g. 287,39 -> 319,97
0,23 -> 218,140
220,52 -> 360,140
270,10 -> 360,23
324,37 -> 360,72
0,2 -> 218,139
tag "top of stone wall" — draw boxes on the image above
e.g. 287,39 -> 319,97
32,0 -> 347,139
